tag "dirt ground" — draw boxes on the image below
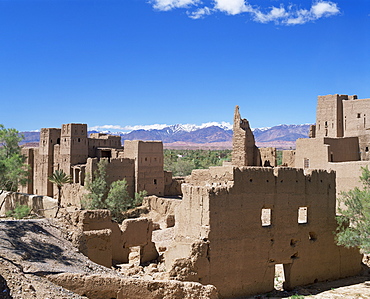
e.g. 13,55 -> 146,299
1,217 -> 370,299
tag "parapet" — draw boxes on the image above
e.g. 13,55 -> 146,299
185,166 -> 335,195
61,123 -> 87,137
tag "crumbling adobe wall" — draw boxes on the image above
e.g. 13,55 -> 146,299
20,147 -> 34,194
142,196 -> 181,227
259,147 -> 276,167
121,217 -> 159,264
60,183 -> 87,208
0,191 -> 57,218
35,128 -> 61,196
166,166 -> 362,298
72,210 -> 116,267
48,273 -> 219,299
282,150 -> 295,167
232,106 -> 260,167
185,165 -> 235,186
308,124 -> 316,138
71,210 -> 158,267
164,171 -> 184,196
88,133 -> 122,157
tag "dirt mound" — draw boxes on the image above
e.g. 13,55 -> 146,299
0,219 -> 118,298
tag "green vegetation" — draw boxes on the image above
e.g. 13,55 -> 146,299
6,204 -> 31,219
336,166 -> 370,253
48,169 -> 72,217
84,159 -> 109,209
164,149 -> 231,176
0,124 -> 28,193
83,159 -> 147,222
276,150 -> 283,166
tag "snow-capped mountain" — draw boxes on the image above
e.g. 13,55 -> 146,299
21,123 -> 311,147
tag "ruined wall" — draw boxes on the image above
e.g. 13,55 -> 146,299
88,133 -> 122,157
73,210 -> 116,267
167,167 -> 362,298
186,166 -> 235,186
20,148 -> 34,194
0,191 -> 57,218
164,172 -> 184,196
232,106 -> 260,167
259,147 -> 276,167
282,150 -> 295,167
124,140 -> 165,196
34,128 -> 61,196
49,273 -> 218,299
61,183 -> 88,207
308,125 -> 316,138
72,210 -> 158,267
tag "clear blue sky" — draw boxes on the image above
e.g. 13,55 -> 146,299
0,0 -> 369,131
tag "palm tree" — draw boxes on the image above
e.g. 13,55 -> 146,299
48,169 -> 71,217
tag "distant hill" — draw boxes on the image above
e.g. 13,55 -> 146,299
20,124 -> 311,149
253,124 -> 311,142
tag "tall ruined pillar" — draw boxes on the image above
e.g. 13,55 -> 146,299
232,106 -> 260,166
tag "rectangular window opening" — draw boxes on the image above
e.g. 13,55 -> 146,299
304,158 -> 310,169
274,264 -> 285,291
298,207 -> 308,224
261,208 -> 271,227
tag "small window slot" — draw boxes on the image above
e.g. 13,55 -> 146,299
298,207 -> 308,224
261,208 -> 271,227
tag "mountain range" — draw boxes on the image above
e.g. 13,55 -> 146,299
20,123 -> 311,149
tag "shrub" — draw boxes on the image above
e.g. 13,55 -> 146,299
6,204 -> 31,219
83,159 -> 147,222
336,166 -> 370,253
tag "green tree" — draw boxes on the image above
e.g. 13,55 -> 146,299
84,159 -> 109,209
48,169 -> 72,217
84,159 -> 147,221
105,180 -> 147,222
336,166 -> 370,253
0,124 -> 28,194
